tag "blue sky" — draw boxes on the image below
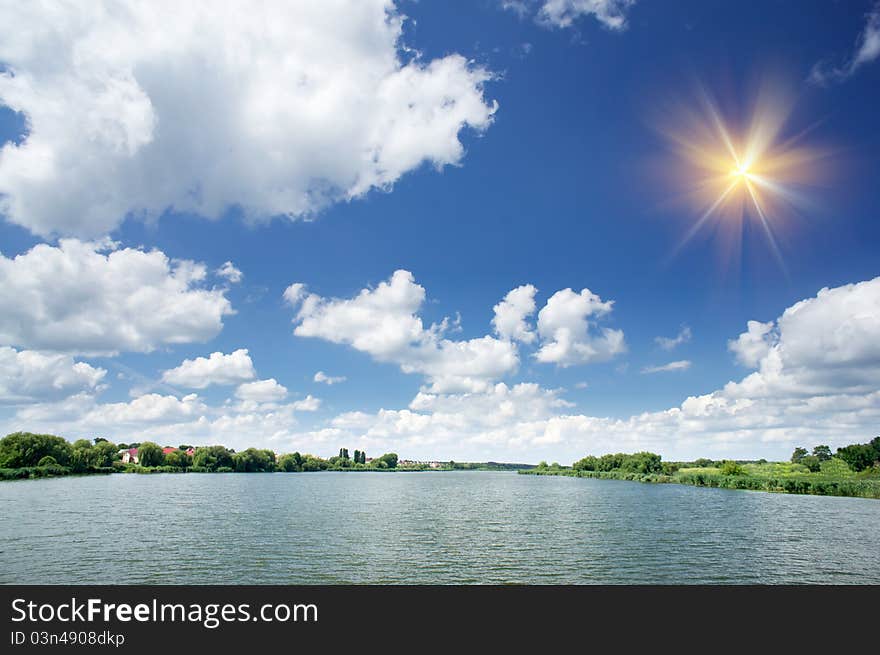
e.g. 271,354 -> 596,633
1,0 -> 879,462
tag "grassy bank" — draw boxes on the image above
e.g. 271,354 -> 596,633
521,461 -> 880,499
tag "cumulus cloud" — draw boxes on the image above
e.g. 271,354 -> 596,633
8,275 -> 879,462
273,276 -> 880,461
286,270 -> 519,393
503,0 -> 636,30
641,360 -> 691,374
0,239 -> 233,355
0,1 -> 497,238
0,347 -> 106,404
314,371 -> 347,385
235,379 -> 288,403
534,288 -> 626,366
728,320 -> 775,367
810,3 -> 880,84
161,349 -> 255,389
215,261 -> 243,285
655,325 -> 691,351
492,284 -> 537,343
292,395 -> 321,412
6,389 -> 319,451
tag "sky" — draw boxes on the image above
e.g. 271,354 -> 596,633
1,0 -> 879,462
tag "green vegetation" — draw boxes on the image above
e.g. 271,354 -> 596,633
521,438 -> 880,499
0,432 -> 529,480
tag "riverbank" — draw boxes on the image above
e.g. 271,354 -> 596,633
0,462 -> 532,481
519,466 -> 880,499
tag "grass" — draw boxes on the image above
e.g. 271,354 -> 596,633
521,458 -> 880,499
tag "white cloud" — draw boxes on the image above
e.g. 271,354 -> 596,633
314,371 -> 347,385
273,276 -> 880,461
492,284 -> 537,343
728,320 -> 775,367
6,390 -> 317,451
161,349 -> 255,389
655,325 -> 691,351
503,0 -> 636,30
287,270 -> 519,393
809,4 -> 880,84
641,360 -> 691,374
534,287 -> 626,366
0,239 -> 233,355
0,347 -> 106,403
235,379 -> 288,403
0,1 -> 497,238
292,395 -> 321,412
8,275 -> 880,463
215,261 -> 243,284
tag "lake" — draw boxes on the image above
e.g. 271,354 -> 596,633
2,471 -> 879,584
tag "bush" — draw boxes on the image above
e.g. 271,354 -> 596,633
719,460 -> 745,476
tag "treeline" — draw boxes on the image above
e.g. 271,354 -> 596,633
521,437 -> 880,499
0,432 -> 401,479
800,437 -> 880,473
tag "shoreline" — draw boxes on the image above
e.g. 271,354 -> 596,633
519,468 -> 880,500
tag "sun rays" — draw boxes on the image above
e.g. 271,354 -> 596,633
655,77 -> 829,273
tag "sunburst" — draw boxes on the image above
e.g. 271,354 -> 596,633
656,78 -> 827,272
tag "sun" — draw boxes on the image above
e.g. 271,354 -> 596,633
654,77 -> 828,272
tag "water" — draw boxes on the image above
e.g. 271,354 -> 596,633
2,471 -> 878,584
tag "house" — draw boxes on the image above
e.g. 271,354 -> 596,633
162,447 -> 177,455
185,447 -> 195,457
120,448 -> 139,464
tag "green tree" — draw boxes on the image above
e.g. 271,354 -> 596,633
164,449 -> 192,468
192,445 -> 235,471
37,455 -> 59,467
138,442 -> 165,467
790,447 -> 808,464
92,441 -> 119,467
232,448 -> 276,472
93,437 -> 108,444
378,452 -> 398,469
836,443 -> 877,472
277,452 -> 303,472
0,432 -> 74,468
812,445 -> 832,461
800,455 -> 821,473
720,460 -> 745,475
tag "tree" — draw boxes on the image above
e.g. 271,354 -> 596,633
92,441 -> 119,467
836,443 -> 878,472
192,445 -> 235,471
812,445 -> 832,461
353,449 -> 361,464
790,447 -> 808,464
0,432 -> 74,468
70,441 -> 100,472
720,460 -> 745,475
277,452 -> 303,472
93,437 -> 107,444
138,442 -> 165,467
164,450 -> 192,468
378,452 -> 398,469
800,455 -> 821,473
232,448 -> 276,472
37,455 -> 59,467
